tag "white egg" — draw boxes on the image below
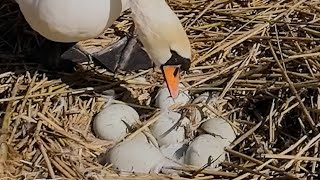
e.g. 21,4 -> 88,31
200,118 -> 236,145
185,134 -> 226,168
93,104 -> 140,142
160,143 -> 188,173
160,143 -> 188,164
106,133 -> 165,173
150,111 -> 186,146
155,84 -> 190,110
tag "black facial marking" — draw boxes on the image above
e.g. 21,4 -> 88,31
164,50 -> 191,71
173,67 -> 179,77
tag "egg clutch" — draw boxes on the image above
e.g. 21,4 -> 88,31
92,84 -> 236,174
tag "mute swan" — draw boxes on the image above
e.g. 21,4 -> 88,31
15,0 -> 191,98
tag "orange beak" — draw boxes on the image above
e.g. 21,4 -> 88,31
162,65 -> 180,99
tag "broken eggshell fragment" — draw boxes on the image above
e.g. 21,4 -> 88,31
150,111 -> 187,146
155,84 -> 190,110
93,104 -> 140,142
185,134 -> 226,168
192,92 -> 219,105
200,117 -> 236,146
106,133 -> 165,173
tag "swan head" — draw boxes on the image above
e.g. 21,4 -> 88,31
130,0 -> 191,98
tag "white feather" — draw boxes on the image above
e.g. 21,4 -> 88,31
130,0 -> 191,65
16,0 -> 191,66
16,0 -> 129,42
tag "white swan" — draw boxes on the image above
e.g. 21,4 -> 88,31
15,0 -> 191,98
15,0 -> 130,42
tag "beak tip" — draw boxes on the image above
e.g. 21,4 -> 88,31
162,65 -> 180,99
170,91 -> 179,99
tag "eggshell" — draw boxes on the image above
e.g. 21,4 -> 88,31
160,143 -> 188,171
160,143 -> 188,164
184,134 -> 226,168
150,111 -> 185,146
200,118 -> 236,145
106,133 -> 165,173
93,104 -> 140,142
155,84 -> 190,110
192,92 -> 219,105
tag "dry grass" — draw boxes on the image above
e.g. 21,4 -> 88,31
1,0 -> 320,179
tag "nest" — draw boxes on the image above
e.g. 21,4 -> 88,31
1,0 -> 320,179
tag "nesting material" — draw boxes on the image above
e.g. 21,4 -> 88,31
93,104 -> 140,142
188,106 -> 203,128
150,111 -> 186,146
192,92 -> 221,117
184,134 -> 226,168
192,92 -> 219,105
106,133 -> 165,173
2,0 -> 320,179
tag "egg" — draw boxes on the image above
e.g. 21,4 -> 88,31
160,143 -> 188,164
93,104 -> 140,142
160,143 -> 188,174
150,111 -> 186,146
184,134 -> 226,168
105,133 -> 165,173
200,117 -> 236,145
155,84 -> 190,110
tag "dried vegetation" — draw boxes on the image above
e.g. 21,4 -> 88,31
1,0 -> 320,179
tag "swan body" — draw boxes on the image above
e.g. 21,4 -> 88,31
15,0 -> 191,98
16,0 -> 129,42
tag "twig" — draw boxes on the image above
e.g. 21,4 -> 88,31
225,148 -> 300,179
268,41 -> 317,133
